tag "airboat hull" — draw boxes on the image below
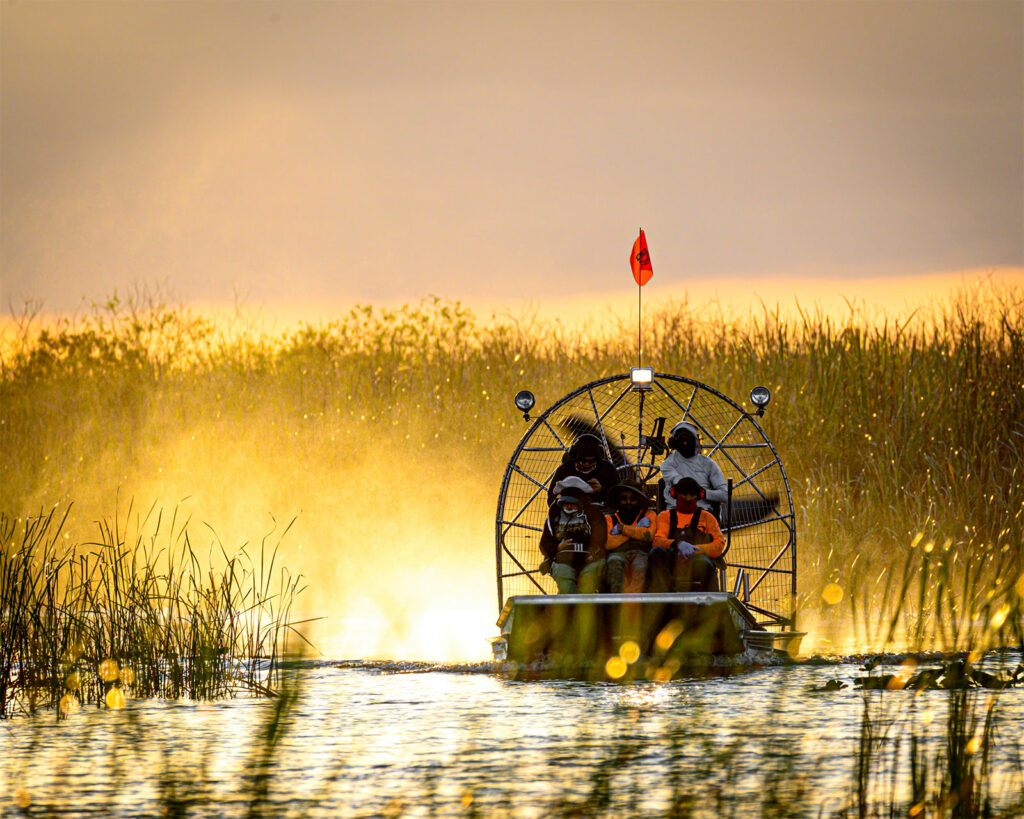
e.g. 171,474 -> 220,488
493,592 -> 803,679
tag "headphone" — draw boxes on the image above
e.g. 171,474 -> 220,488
668,426 -> 696,450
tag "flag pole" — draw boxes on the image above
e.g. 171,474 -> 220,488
638,228 -> 642,370
630,226 -> 652,372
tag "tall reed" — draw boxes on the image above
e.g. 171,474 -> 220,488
0,502 -> 306,718
1,282 -> 1021,646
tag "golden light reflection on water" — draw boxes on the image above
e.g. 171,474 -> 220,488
6,661 -> 1024,814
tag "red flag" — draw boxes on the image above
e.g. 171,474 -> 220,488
630,229 -> 653,286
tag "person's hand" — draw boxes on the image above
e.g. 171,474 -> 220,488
638,516 -> 651,527
539,558 -> 552,576
610,524 -> 622,536
558,539 -> 573,549
587,479 -> 602,492
676,540 -> 697,559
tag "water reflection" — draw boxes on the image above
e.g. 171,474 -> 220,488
1,661 -> 1022,816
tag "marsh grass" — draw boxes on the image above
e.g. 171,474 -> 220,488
0,501 -> 307,719
829,535 -> 1024,818
838,530 -> 1024,656
2,282 -> 1020,620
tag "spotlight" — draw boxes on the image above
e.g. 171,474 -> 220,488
514,390 -> 535,420
630,367 -> 654,390
749,386 -> 771,416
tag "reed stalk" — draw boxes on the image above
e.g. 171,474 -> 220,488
0,503 -> 305,718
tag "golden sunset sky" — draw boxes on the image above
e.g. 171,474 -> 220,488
2,1 -> 1021,318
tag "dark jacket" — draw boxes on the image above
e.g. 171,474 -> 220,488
539,495 -> 608,566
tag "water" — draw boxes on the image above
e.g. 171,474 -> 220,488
3,659 -> 1023,817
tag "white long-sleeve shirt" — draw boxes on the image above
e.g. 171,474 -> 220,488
660,451 -> 728,511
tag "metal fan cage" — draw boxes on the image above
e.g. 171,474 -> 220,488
495,373 -> 796,630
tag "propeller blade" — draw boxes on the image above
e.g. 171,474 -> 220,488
556,414 -> 627,469
724,493 -> 780,528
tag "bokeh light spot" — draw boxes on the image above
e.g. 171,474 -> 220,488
605,656 -> 627,679
98,659 -> 119,682
619,641 -> 641,665
105,687 -> 126,709
821,583 -> 844,605
654,619 -> 684,652
989,604 -> 1010,630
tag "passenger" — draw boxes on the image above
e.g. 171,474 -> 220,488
547,434 -> 620,507
660,421 -> 728,515
538,477 -> 608,594
649,477 -> 724,593
604,480 -> 656,593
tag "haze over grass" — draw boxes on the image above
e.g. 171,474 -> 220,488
1,277 -> 1021,659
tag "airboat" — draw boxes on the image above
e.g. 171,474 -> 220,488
492,367 -> 805,679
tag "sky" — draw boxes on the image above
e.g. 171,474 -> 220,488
2,0 -> 1022,317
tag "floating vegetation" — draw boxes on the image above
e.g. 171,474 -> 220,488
0,502 -> 307,719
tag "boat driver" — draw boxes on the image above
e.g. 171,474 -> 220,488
538,477 -> 607,594
649,477 -> 725,593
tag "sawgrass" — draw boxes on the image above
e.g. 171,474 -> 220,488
0,281 -> 1021,647
0,501 -> 306,718
841,541 -> 1024,819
